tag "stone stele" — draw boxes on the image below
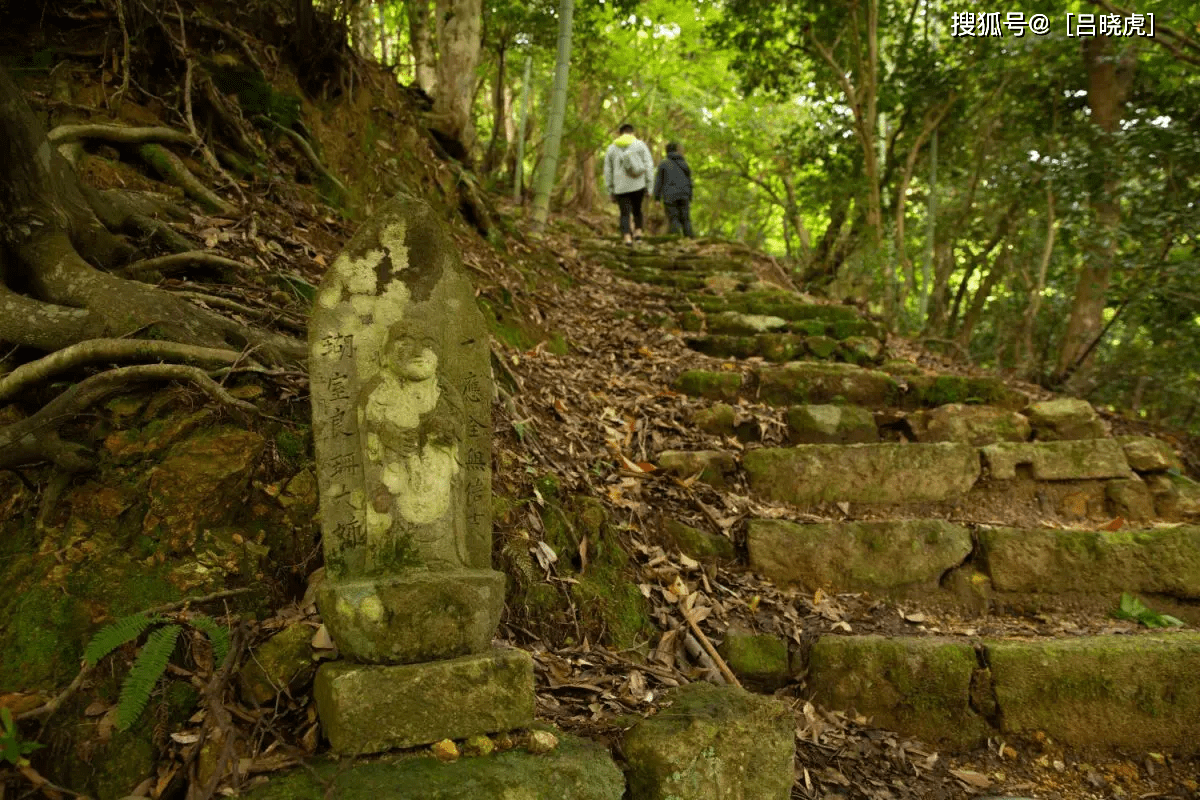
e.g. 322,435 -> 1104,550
310,193 -> 505,664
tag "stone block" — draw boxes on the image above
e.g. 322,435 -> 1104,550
240,729 -> 624,800
1105,476 -> 1156,521
662,518 -> 736,563
907,404 -> 1030,446
685,335 -> 757,360
989,634 -> 1200,751
314,648 -> 534,754
806,635 -> 992,749
981,439 -> 1130,481
756,333 -> 805,363
656,449 -> 738,488
747,518 -> 973,592
839,336 -> 884,364
744,443 -> 980,505
708,311 -> 788,335
786,404 -> 878,444
979,525 -> 1200,599
756,362 -> 899,408
1025,398 -> 1106,440
903,375 -> 1027,410
804,335 -> 838,358
622,682 -> 794,800
673,370 -> 743,401
691,403 -> 736,437
239,624 -> 316,705
1118,435 -> 1182,472
317,569 -> 504,664
717,629 -> 792,690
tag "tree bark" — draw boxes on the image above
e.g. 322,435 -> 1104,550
406,0 -> 438,94
481,44 -> 508,174
433,0 -> 483,153
1054,35 -> 1134,380
531,0 -> 574,230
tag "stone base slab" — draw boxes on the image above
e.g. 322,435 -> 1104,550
315,647 -> 534,754
317,568 -> 504,663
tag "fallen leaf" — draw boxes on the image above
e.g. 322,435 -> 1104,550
950,768 -> 992,788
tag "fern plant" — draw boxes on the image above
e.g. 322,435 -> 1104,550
83,612 -> 231,731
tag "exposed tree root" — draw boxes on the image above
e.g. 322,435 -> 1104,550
85,186 -> 195,253
0,363 -> 258,471
166,289 -> 308,333
118,250 -> 249,279
138,142 -> 235,215
47,123 -> 197,147
259,116 -> 347,195
0,338 -> 244,404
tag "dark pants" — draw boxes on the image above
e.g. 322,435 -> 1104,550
665,198 -> 694,237
615,189 -> 646,236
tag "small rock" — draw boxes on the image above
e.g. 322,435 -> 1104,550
656,450 -> 737,488
463,734 -> 494,757
1025,398 -> 1106,440
527,730 -> 559,755
1118,436 -> 1181,473
431,739 -> 460,762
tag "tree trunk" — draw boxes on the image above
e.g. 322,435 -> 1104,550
481,45 -> 507,174
512,55 -> 533,202
406,0 -> 438,95
378,3 -> 390,66
1054,35 -> 1134,381
568,81 -> 597,211
433,0 -> 483,154
531,0 -> 574,230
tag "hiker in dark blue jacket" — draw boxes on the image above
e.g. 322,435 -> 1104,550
652,142 -> 695,238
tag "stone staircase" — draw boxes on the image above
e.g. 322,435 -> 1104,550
578,234 -> 1200,754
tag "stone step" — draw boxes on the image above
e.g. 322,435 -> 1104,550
747,518 -> 1200,612
662,436 -> 1198,525
674,295 -> 885,340
672,362 -> 1027,410
684,333 -> 884,365
805,632 -> 1200,753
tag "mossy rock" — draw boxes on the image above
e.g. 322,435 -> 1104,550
756,362 -> 900,408
690,403 -> 737,437
904,375 -> 1027,410
661,518 -> 736,563
240,729 -> 624,800
807,635 -> 993,749
684,335 -> 759,360
805,335 -> 839,359
673,370 -> 743,401
717,630 -> 791,690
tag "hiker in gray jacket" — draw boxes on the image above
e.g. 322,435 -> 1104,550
603,123 -> 654,245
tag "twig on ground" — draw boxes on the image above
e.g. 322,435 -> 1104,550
117,250 -> 249,278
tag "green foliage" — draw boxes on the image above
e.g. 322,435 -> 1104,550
189,616 -> 232,666
84,613 -> 231,731
1113,593 -> 1184,629
83,613 -> 165,668
1,708 -> 43,766
116,625 -> 182,732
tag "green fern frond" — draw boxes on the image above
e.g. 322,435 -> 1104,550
83,613 -> 166,667
189,615 -> 231,666
116,624 -> 182,731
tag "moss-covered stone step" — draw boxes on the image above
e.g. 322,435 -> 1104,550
747,518 -> 1200,605
241,728 -> 625,799
807,633 -> 1200,752
748,518 -> 972,593
743,443 -> 981,505
612,267 -> 708,290
622,682 -> 794,800
980,524 -> 1200,599
684,333 -> 884,364
676,294 -> 885,339
671,363 -> 1028,411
